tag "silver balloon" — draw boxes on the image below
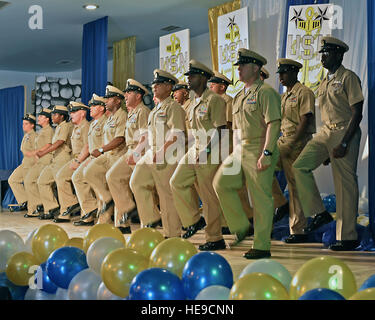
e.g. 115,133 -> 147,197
87,237 -> 125,275
195,285 -> 230,300
24,228 -> 38,254
54,287 -> 69,300
97,282 -> 123,300
68,269 -> 101,300
25,288 -> 55,300
0,230 -> 25,272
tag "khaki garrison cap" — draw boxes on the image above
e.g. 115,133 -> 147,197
234,48 -> 267,67
104,85 -> 125,99
38,108 -> 52,118
276,58 -> 303,73
172,81 -> 189,92
68,101 -> 90,112
319,36 -> 349,53
152,69 -> 178,85
184,59 -> 214,78
124,79 -> 149,95
51,105 -> 69,115
23,113 -> 36,124
260,67 -> 270,80
208,71 -> 232,86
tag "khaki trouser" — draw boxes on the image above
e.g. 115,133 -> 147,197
8,164 -> 32,205
84,152 -> 129,227
293,127 -> 361,241
37,156 -> 71,212
170,148 -> 223,243
213,143 -> 279,251
24,162 -> 48,215
130,150 -> 181,237
71,157 -> 97,222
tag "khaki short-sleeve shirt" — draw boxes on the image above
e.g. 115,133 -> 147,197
35,125 -> 54,165
88,115 -> 107,154
71,119 -> 90,157
103,108 -> 127,156
20,130 -> 36,167
52,120 -> 73,161
126,103 -> 150,149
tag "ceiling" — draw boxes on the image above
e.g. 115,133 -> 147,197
0,0 -> 230,72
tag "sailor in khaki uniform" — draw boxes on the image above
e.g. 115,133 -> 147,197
173,81 -> 190,107
170,60 -> 227,251
36,106 -> 73,219
213,49 -> 281,259
130,70 -> 186,238
260,67 -> 270,81
277,58 -> 327,243
106,79 -> 155,229
72,95 -> 107,226
8,114 -> 37,211
24,109 -> 54,217
53,102 -> 90,223
84,86 -> 129,233
293,37 -> 364,251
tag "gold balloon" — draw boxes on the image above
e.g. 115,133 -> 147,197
149,237 -> 198,278
6,251 -> 39,286
349,288 -> 375,300
82,223 -> 126,253
64,237 -> 84,250
31,224 -> 69,264
101,248 -> 149,298
229,273 -> 289,300
289,256 -> 357,300
127,227 -> 165,258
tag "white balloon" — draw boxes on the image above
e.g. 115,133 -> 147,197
86,237 -> 124,275
24,288 -> 38,300
54,287 -> 69,300
68,269 -> 101,300
24,288 -> 55,300
195,285 -> 230,300
97,282 -> 123,300
24,228 -> 38,254
0,230 -> 25,272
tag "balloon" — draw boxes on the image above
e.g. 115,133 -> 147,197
5,251 -> 39,286
101,248 -> 149,298
32,224 -> 69,263
239,259 -> 292,290
127,227 -> 165,258
64,238 -> 84,250
34,262 -> 58,294
24,288 -> 55,300
299,288 -> 346,300
0,230 -> 25,272
83,223 -> 125,253
87,237 -> 125,275
149,237 -> 197,278
128,268 -> 186,300
54,287 -> 69,300
229,273 -> 289,300
323,194 -> 336,213
97,282 -> 124,300
195,285 -> 230,300
24,229 -> 38,254
359,274 -> 375,291
349,288 -> 375,300
289,256 -> 357,300
0,272 -> 28,300
67,269 -> 101,300
182,252 -> 233,300
46,247 -> 88,289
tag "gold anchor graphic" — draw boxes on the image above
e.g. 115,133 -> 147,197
225,17 -> 241,88
166,34 -> 181,74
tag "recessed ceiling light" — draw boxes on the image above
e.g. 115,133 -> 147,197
83,4 -> 99,10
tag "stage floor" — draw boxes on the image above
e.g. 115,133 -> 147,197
1,209 -> 374,287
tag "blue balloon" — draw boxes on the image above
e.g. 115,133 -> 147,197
299,288 -> 345,300
35,263 -> 58,294
359,274 -> 375,291
46,247 -> 88,289
323,194 -> 336,213
182,252 -> 233,300
128,268 -> 186,300
0,272 -> 28,300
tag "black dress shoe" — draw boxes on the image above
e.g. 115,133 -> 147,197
303,211 -> 333,233
273,201 -> 289,223
53,218 -> 70,223
36,204 -> 44,212
221,227 -> 231,235
118,226 -> 131,234
62,203 -> 80,217
243,249 -> 271,259
19,202 -> 28,212
198,239 -> 226,251
329,240 -> 359,251
81,209 -> 97,221
73,220 -> 94,226
99,200 -> 114,215
40,207 -> 60,220
182,216 -> 206,239
284,234 -> 308,244
146,219 -> 162,228
24,213 -> 39,218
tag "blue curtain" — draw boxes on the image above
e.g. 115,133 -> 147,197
367,0 -> 375,241
0,86 -> 25,207
81,16 -> 108,105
